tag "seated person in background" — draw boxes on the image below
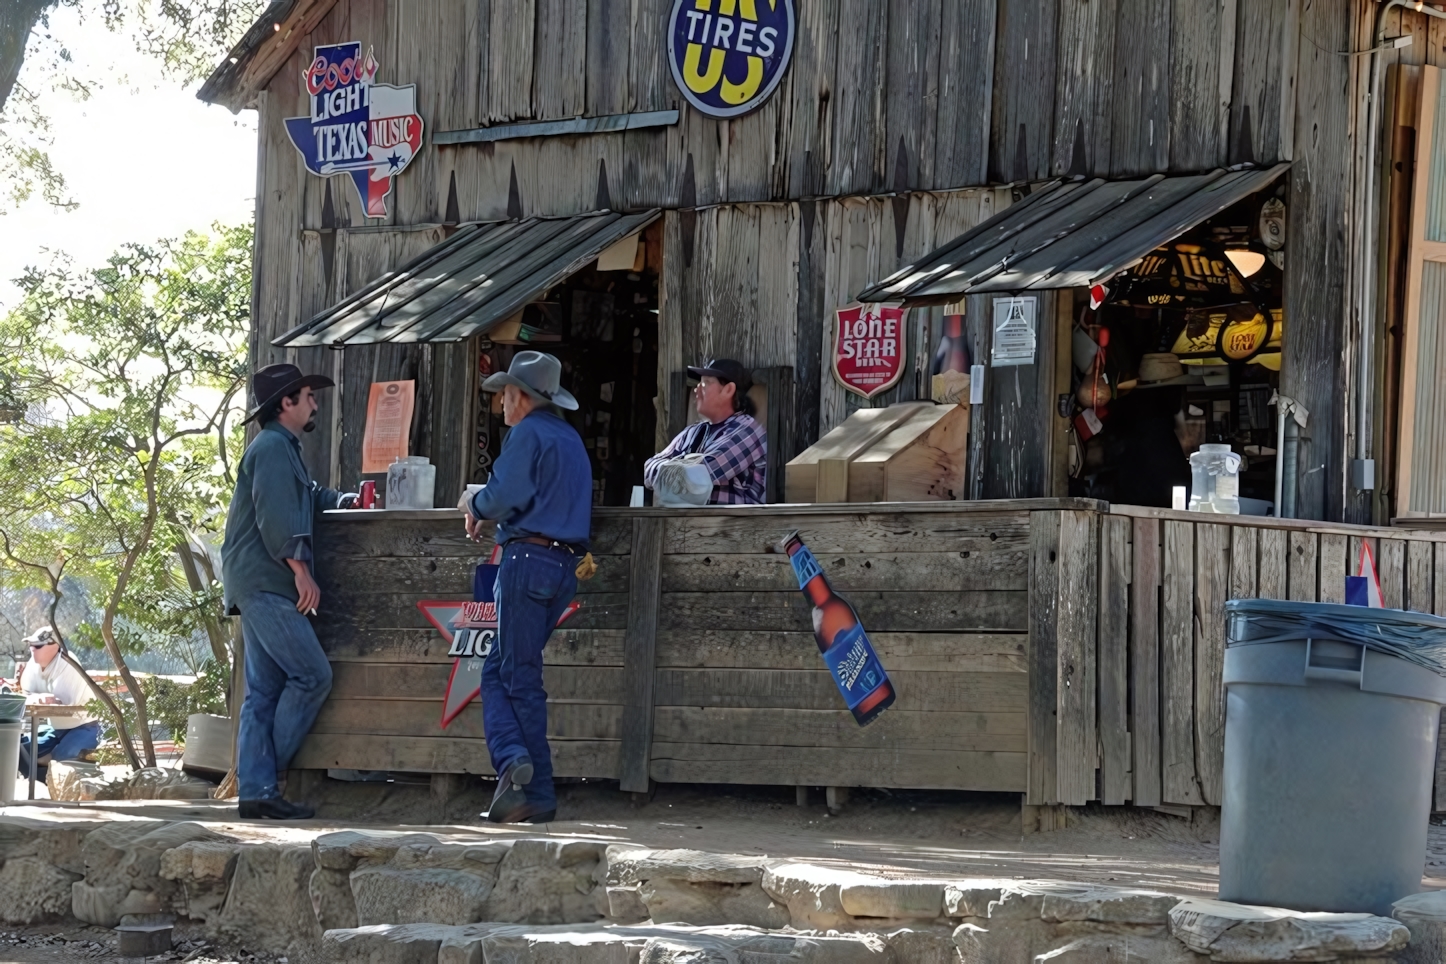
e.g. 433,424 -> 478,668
16,628 -> 100,781
644,359 -> 768,505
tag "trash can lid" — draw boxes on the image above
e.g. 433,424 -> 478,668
1226,598 -> 1446,677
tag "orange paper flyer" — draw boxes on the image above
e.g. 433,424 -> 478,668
362,380 -> 415,473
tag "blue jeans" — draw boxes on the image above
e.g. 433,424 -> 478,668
18,721 -> 101,780
237,591 -> 333,800
482,543 -> 577,811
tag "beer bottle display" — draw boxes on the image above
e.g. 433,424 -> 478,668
782,530 -> 895,726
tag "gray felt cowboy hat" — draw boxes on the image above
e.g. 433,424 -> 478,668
242,363 -> 335,424
481,351 -> 578,410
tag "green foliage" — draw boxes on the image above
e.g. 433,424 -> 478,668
0,222 -> 250,764
86,658 -> 228,759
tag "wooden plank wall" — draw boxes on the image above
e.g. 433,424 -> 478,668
244,0 -> 1362,514
1073,506 -> 1446,810
299,501 -> 1052,793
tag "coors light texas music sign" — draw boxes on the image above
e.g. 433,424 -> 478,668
833,303 -> 908,399
284,42 -> 423,219
668,0 -> 796,118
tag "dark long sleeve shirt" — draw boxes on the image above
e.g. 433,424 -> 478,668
469,408 -> 592,549
221,422 -> 343,612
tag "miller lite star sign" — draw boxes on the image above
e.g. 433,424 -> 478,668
832,303 -> 908,399
284,42 -> 423,218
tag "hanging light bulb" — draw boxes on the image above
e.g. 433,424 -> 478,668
1225,248 -> 1267,278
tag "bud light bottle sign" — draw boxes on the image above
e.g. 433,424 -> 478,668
783,530 -> 895,725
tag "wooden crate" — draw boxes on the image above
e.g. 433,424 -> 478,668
785,402 -> 969,503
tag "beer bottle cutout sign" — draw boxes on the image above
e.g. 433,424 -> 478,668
782,530 -> 895,725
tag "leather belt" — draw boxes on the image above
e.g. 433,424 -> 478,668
508,535 -> 583,556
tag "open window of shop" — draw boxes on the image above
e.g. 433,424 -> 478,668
274,209 -> 662,508
858,165 -> 1290,514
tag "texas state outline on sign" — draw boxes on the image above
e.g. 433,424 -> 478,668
283,41 -> 424,219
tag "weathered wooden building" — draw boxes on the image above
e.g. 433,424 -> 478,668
197,0 -> 1441,527
195,2 -> 1446,804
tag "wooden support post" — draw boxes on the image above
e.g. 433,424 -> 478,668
796,785 -> 809,807
284,768 -> 326,806
1098,515 -> 1130,806
1027,512 -> 1061,806
825,786 -> 849,813
430,772 -> 466,823
1055,510 -> 1099,806
1194,524 -> 1229,807
619,516 -> 665,794
1162,521 -> 1204,805
1131,517 -> 1162,807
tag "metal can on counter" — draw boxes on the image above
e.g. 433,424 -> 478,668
358,480 -> 376,509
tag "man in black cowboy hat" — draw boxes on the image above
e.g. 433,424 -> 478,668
457,351 -> 590,824
222,363 -> 356,820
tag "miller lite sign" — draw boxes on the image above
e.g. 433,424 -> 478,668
284,42 -> 423,218
832,303 -> 907,399
420,547 -> 580,728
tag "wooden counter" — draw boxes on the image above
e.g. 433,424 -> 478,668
296,501 -> 1446,810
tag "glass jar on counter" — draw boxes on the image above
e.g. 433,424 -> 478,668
386,455 -> 436,509
1188,443 -> 1242,514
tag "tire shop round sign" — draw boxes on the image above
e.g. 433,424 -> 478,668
833,303 -> 907,399
668,0 -> 795,118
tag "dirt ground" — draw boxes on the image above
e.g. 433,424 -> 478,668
0,921 -> 279,964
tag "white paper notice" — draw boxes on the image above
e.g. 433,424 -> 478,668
991,296 -> 1038,367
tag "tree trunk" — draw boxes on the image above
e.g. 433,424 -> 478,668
175,541 -> 232,669
0,0 -> 56,115
57,648 -> 142,771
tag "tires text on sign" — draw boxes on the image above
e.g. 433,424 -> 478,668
668,0 -> 796,119
833,303 -> 908,399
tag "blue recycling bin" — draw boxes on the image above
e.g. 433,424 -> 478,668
1219,599 -> 1446,915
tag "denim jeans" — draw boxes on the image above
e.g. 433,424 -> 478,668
482,543 -> 578,811
237,590 -> 333,800
18,721 -> 102,780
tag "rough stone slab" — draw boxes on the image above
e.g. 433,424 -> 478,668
485,839 -> 605,925
838,878 -> 946,919
1392,891 -> 1446,964
606,846 -> 771,886
351,866 -> 491,927
639,877 -> 789,929
158,839 -> 241,882
1039,885 -> 1180,925
607,885 -> 650,923
1169,897 -> 1410,962
943,881 -> 1015,918
74,820 -> 231,926
319,923 -> 459,963
955,919 -> 1064,963
312,830 -> 450,871
46,760 -> 114,801
885,927 -> 961,964
763,863 -> 881,930
1035,934 -> 1205,962
0,856 -> 80,924
312,866 -> 359,931
636,926 -> 891,964
212,843 -> 322,956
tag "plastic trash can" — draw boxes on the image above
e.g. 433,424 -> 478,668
0,719 -> 22,803
1220,599 -> 1446,916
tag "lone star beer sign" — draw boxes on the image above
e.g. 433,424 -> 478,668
668,0 -> 795,118
419,549 -> 580,728
832,303 -> 908,399
284,42 -> 423,219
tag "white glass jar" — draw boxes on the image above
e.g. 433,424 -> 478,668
386,455 -> 436,509
1188,443 -> 1242,515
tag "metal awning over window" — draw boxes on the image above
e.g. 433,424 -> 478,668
856,164 -> 1289,306
275,209 -> 661,346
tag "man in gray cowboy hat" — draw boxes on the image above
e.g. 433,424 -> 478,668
457,351 -> 590,824
222,363 -> 357,820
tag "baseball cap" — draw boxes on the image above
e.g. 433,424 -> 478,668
686,359 -> 752,393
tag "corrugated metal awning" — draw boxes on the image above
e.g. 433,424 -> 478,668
275,209 -> 661,346
856,164 -> 1289,306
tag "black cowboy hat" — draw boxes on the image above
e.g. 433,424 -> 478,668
242,363 -> 335,424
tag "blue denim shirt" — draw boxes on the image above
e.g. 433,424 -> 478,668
470,409 -> 592,549
221,422 -> 343,612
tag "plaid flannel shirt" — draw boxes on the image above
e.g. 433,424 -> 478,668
644,412 -> 768,504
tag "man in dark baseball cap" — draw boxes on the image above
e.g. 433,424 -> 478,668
644,358 -> 768,505
222,363 -> 356,820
